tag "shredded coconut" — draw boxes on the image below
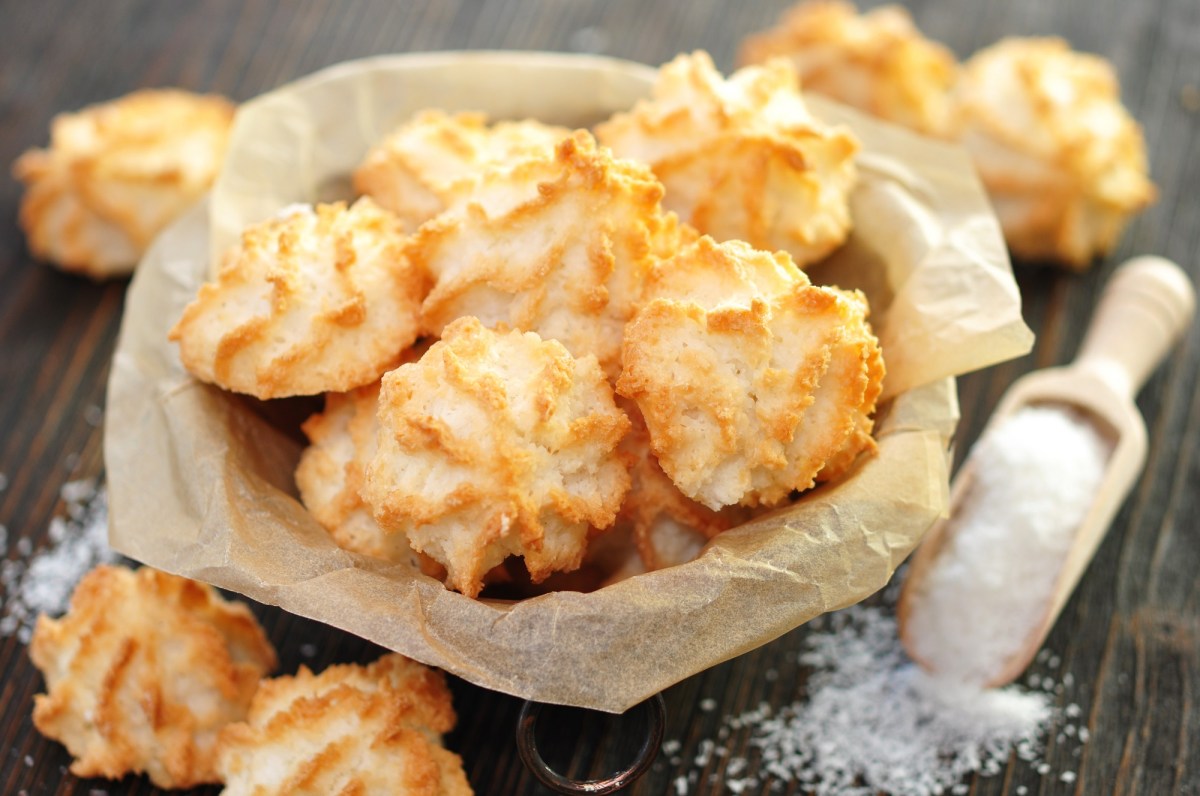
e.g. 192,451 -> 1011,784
904,405 -> 1109,685
755,607 -> 1051,795
662,603 -> 1078,795
1,479 -> 118,644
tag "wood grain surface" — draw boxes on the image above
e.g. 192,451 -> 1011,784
1,1 -> 1197,794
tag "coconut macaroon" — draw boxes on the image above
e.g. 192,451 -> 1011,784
170,198 -> 425,399
362,317 -> 631,597
353,109 -> 570,229
614,400 -> 749,573
295,340 -> 438,565
738,1 -> 959,137
29,566 -> 277,789
411,131 -> 673,378
12,89 -> 234,279
953,38 -> 1155,268
595,52 -> 859,268
296,381 -> 418,564
618,237 -> 884,509
217,654 -> 472,796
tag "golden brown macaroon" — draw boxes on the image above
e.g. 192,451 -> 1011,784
353,109 -> 570,229
618,237 -> 884,509
411,131 -> 674,379
295,341 -> 445,574
295,381 -> 417,563
29,566 -> 277,789
362,317 -> 631,597
217,654 -> 472,796
596,52 -> 859,268
953,38 -> 1155,268
170,199 -> 425,399
12,89 -> 234,279
613,400 -> 750,573
738,1 -> 959,137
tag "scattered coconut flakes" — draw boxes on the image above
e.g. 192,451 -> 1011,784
672,604 -> 1067,796
1,479 -> 118,643
752,607 -> 1054,795
59,479 -> 95,504
83,404 -> 104,427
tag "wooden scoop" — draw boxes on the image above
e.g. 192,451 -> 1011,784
898,256 -> 1196,687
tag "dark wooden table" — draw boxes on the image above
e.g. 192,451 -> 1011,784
1,1 -> 1197,794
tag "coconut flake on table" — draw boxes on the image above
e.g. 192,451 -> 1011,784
1,478 -> 118,643
661,604 -> 1068,795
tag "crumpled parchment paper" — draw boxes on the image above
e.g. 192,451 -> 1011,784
106,51 -> 1032,712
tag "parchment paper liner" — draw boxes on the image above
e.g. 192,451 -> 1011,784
106,52 -> 1032,712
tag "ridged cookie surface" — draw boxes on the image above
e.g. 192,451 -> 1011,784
954,37 -> 1155,268
739,1 -> 959,136
170,199 -> 425,399
13,89 -> 234,278
217,654 -> 471,796
619,237 -> 883,509
363,317 -> 630,597
354,109 -> 569,229
29,566 -> 277,789
597,52 -> 859,267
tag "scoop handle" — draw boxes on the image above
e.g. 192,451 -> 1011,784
1074,256 -> 1196,398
